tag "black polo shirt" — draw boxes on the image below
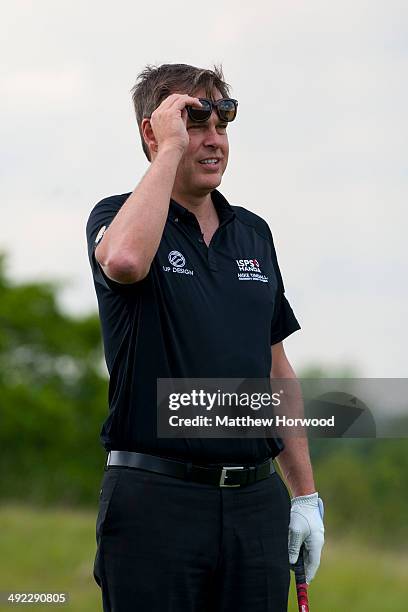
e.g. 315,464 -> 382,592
86,189 -> 301,463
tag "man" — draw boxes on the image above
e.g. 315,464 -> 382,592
86,63 -> 324,612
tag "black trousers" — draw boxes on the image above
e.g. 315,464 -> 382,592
93,465 -> 291,612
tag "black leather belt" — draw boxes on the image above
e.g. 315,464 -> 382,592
106,450 -> 275,488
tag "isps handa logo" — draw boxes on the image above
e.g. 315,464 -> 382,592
235,258 -> 268,283
236,258 -> 261,273
162,251 -> 194,276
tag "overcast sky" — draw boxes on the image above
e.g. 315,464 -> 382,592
1,0 -> 407,377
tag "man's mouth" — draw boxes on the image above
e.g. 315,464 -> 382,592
198,158 -> 220,165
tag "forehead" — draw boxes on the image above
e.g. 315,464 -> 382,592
191,86 -> 224,101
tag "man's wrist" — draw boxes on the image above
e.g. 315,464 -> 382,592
290,486 -> 317,498
291,491 -> 318,503
156,143 -> 185,163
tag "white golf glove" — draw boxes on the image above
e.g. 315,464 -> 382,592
288,492 -> 325,584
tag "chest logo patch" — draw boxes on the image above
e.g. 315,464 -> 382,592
163,250 -> 194,276
168,250 -> 185,268
236,259 -> 268,283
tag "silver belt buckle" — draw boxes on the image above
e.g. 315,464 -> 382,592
219,465 -> 245,487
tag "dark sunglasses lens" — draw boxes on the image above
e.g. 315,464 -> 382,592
187,98 -> 212,122
218,99 -> 237,122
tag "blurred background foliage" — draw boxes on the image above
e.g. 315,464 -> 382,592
1,251 -> 408,551
0,252 -> 106,505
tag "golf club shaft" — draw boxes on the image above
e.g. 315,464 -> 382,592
292,544 -> 309,612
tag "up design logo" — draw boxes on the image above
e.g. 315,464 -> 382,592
168,251 -> 185,268
163,251 -> 194,276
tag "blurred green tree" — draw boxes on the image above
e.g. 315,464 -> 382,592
0,253 -> 108,505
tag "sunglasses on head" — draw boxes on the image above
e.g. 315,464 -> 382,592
186,98 -> 238,123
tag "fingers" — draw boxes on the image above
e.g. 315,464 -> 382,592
161,93 -> 203,111
146,92 -> 204,154
288,529 -> 303,564
303,534 -> 325,584
288,512 -> 310,564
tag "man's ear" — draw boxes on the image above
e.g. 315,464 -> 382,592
141,118 -> 158,156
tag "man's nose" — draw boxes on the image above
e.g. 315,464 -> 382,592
202,120 -> 224,147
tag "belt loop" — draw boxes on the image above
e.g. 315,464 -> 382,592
185,461 -> 192,481
248,465 -> 256,484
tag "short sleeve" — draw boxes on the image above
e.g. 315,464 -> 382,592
267,227 -> 301,345
85,194 -> 139,293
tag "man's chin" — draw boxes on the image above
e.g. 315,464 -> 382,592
195,174 -> 222,191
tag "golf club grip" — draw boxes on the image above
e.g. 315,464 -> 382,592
293,544 -> 309,612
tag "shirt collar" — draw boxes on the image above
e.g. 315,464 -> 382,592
169,189 -> 235,225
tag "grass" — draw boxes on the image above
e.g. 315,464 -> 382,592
1,503 -> 407,611
289,538 -> 408,611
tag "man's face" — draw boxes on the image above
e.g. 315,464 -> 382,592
173,87 -> 230,198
